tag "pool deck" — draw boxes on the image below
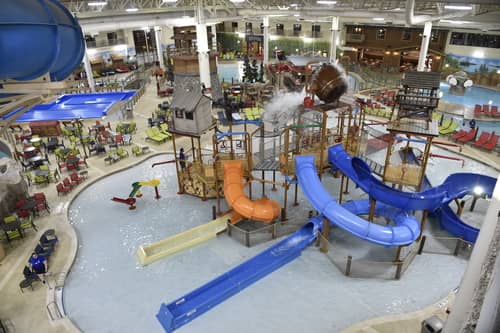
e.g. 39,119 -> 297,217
0,80 -> 499,333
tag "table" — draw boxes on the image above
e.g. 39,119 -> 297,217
30,137 -> 42,144
28,155 -> 45,167
23,146 -> 37,153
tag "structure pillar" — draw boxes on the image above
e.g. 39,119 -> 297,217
444,178 -> 500,332
196,23 -> 211,90
82,45 -> 95,92
329,16 -> 339,63
154,26 -> 165,69
417,21 -> 432,72
263,16 -> 270,66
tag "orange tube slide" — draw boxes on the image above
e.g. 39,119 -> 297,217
223,160 -> 281,224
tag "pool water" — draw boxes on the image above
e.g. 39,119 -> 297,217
218,61 -> 244,83
63,151 -> 496,333
13,91 -> 136,122
440,83 -> 500,107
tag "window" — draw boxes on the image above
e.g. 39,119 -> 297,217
293,24 -> 301,36
107,32 -> 117,42
431,30 -> 440,43
231,22 -> 238,32
449,32 -> 500,48
450,32 -> 465,45
312,24 -> 321,38
276,24 -> 284,35
175,109 -> 184,119
260,23 -> 264,34
376,28 -> 386,40
401,30 -> 411,41
245,22 -> 252,34
185,112 -> 194,120
353,27 -> 364,34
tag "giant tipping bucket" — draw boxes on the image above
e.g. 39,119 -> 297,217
310,64 -> 348,103
0,0 -> 84,81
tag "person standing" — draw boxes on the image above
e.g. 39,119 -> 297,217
29,252 -> 47,283
179,148 -> 186,171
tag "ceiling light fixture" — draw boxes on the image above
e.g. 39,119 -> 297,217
317,1 -> 337,5
278,6 -> 290,10
444,5 -> 472,10
162,0 -> 177,2
126,8 -> 138,12
229,0 -> 245,3
372,17 -> 385,21
88,1 -> 107,6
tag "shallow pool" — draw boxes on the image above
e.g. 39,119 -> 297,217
63,150 -> 497,333
13,91 -> 136,122
218,61 -> 244,83
440,82 -> 500,107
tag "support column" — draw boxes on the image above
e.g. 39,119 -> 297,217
82,44 -> 95,92
444,179 -> 500,332
196,23 -> 211,90
263,16 -> 270,66
154,26 -> 165,69
417,21 -> 432,72
329,16 -> 339,63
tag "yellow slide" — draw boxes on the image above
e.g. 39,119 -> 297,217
136,213 -> 231,266
223,160 -> 281,224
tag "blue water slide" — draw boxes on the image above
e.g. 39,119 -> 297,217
328,144 -> 449,211
295,155 -> 420,246
157,217 -> 323,333
0,0 -> 84,81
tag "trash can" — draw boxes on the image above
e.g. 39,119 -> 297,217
421,315 -> 444,333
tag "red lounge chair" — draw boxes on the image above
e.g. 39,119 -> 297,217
473,131 -> 491,148
491,106 -> 499,118
451,129 -> 468,140
474,104 -> 482,117
63,177 -> 77,189
457,128 -> 477,143
482,104 -> 490,115
481,134 -> 499,151
56,183 -> 71,196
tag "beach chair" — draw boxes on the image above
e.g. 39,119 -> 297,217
491,106 -> 499,118
56,183 -> 71,195
116,147 -> 129,159
438,119 -> 452,134
451,129 -> 469,141
482,104 -> 490,116
457,128 -> 477,143
472,131 -> 491,148
145,128 -> 167,143
481,134 -> 499,151
70,172 -> 84,184
474,104 -> 482,117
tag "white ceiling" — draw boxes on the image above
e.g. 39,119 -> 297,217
60,0 -> 500,32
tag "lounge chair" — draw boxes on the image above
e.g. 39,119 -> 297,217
482,104 -> 490,115
116,147 -> 129,159
439,119 -> 459,135
457,128 -> 478,143
70,172 -> 84,184
474,104 -> 482,117
491,106 -> 499,118
56,183 -> 71,195
481,134 -> 499,151
472,131 -> 491,148
451,128 -> 471,141
146,128 -> 167,143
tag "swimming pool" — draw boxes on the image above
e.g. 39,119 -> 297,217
218,61 -> 244,83
13,91 -> 136,122
440,83 -> 500,107
63,153 -> 488,333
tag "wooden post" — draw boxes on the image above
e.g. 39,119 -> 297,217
368,197 -> 376,222
343,178 -> 350,194
261,170 -> 265,196
318,111 -> 328,180
320,218 -> 330,253
418,210 -> 428,241
456,199 -> 465,217
417,235 -> 426,254
171,134 -> 183,194
339,175 -> 345,204
282,183 -> 288,221
453,239 -> 462,256
394,245 -> 403,280
293,183 -> 299,206
417,136 -> 433,191
346,256 -> 352,276
272,170 -> 277,191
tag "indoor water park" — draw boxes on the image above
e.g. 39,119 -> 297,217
0,1 -> 500,333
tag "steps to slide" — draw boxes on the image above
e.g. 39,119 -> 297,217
295,155 -> 420,246
223,160 -> 281,223
136,213 -> 231,266
156,217 -> 323,333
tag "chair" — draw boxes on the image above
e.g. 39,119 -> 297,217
131,145 -> 143,156
48,169 -> 60,183
114,134 -> 124,145
451,129 -> 467,140
78,158 -> 88,169
20,215 -> 37,233
481,134 -> 499,151
457,128 -> 478,143
491,106 -> 499,118
17,209 -> 31,219
159,123 -> 171,136
34,244 -> 52,257
70,172 -> 84,184
63,177 -> 77,189
20,266 -> 41,292
145,128 -> 167,143
474,104 -> 482,117
34,175 -> 49,186
56,183 -> 71,195
15,199 -> 27,209
482,104 -> 490,115
116,147 -> 129,159
473,131 -> 491,148
40,233 -> 58,248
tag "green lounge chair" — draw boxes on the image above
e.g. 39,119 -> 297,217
146,128 -> 166,143
131,145 -> 143,156
116,147 -> 129,159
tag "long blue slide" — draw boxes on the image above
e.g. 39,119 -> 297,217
156,217 -> 323,332
295,155 -> 420,246
329,144 -> 497,242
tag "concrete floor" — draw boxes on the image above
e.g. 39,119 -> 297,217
0,78 -> 498,333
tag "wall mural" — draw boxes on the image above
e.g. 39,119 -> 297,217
447,53 -> 500,73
